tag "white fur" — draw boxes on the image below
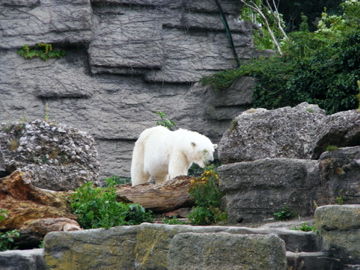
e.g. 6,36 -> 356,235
131,126 -> 216,186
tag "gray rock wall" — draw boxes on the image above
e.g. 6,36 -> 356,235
0,0 -> 257,179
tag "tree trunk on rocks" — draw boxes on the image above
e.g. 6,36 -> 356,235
0,170 -> 79,232
116,176 -> 194,212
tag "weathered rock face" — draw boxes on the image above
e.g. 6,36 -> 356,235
0,0 -> 93,49
218,103 -> 327,163
318,146 -> 360,205
0,119 -> 100,190
315,205 -> 360,264
218,158 -> 320,223
0,249 -> 46,270
44,223 -> 288,270
0,0 -> 257,178
168,232 -> 287,270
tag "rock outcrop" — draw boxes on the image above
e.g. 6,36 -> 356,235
218,104 -> 360,223
218,158 -> 320,223
44,223 -> 289,270
219,103 -> 360,163
168,232 -> 286,270
0,0 -> 257,178
0,120 -> 100,190
315,205 -> 360,265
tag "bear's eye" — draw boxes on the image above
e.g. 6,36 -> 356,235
203,149 -> 208,154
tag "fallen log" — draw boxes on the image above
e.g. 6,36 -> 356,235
116,176 -> 195,212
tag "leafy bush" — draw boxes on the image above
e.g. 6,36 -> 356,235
188,167 -> 227,225
17,43 -> 65,61
273,207 -> 296,221
70,182 -> 153,229
0,230 -> 20,251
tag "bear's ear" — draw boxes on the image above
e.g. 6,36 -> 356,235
213,144 -> 218,149
191,142 -> 196,147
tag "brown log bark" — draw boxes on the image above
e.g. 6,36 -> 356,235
0,170 -> 78,231
116,176 -> 194,212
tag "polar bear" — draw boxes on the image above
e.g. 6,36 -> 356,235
131,126 -> 217,186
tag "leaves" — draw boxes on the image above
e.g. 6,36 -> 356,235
17,43 -> 65,61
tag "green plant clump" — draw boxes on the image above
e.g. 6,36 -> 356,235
273,207 -> 296,221
155,111 -> 176,130
292,223 -> 316,232
188,167 -> 227,225
17,43 -> 65,61
0,230 -> 20,251
104,175 -> 131,186
70,182 -> 153,229
325,145 -> 339,152
162,217 -> 187,225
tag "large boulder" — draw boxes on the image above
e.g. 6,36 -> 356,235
168,232 -> 286,270
218,103 -> 326,163
0,119 -> 100,190
315,205 -> 360,264
219,103 -> 360,163
218,158 -> 320,223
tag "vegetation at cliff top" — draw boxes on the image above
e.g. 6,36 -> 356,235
201,0 -> 360,114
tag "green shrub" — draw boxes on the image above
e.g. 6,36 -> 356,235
292,223 -> 316,232
325,145 -> 339,152
0,230 -> 20,251
17,43 -> 65,61
188,168 -> 227,225
273,207 -> 296,221
70,182 -> 153,229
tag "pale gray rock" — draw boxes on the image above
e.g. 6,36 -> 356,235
315,205 -> 360,263
318,146 -> 360,204
313,110 -> 360,158
0,119 -> 100,190
0,0 -> 93,49
168,232 -> 287,270
218,103 -> 327,163
0,249 -> 46,270
218,158 -> 320,223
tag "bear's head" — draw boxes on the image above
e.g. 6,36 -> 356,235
190,140 -> 217,168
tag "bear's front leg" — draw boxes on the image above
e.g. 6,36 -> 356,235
168,152 -> 189,180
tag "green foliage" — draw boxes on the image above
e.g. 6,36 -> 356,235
0,209 -> 20,251
70,182 -> 153,229
155,111 -> 176,130
273,207 -> 296,221
325,145 -> 339,151
335,195 -> 345,204
162,217 -> 187,225
202,0 -> 360,114
188,168 -> 227,225
292,223 -> 316,232
0,209 -> 8,223
104,175 -> 131,186
0,230 -> 20,251
17,43 -> 65,61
